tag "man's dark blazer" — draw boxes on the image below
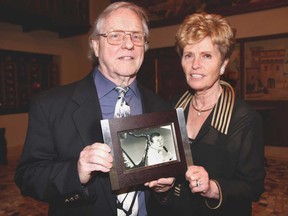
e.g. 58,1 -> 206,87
14,72 -> 171,216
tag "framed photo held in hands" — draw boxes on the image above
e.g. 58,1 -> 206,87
101,108 -> 193,191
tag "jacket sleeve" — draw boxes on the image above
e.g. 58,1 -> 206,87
14,91 -> 107,206
216,104 -> 266,205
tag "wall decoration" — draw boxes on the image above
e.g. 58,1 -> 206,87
243,34 -> 288,101
0,49 -> 59,115
112,0 -> 288,28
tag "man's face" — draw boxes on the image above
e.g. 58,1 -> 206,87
92,8 -> 145,86
151,135 -> 164,150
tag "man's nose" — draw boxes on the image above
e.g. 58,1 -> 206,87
122,34 -> 134,49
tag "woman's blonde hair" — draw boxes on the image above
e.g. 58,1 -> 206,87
175,12 -> 236,60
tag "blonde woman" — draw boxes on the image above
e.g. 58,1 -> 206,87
156,12 -> 266,216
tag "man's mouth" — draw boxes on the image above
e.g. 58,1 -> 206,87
119,56 -> 134,60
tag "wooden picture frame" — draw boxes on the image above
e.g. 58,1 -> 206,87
101,108 -> 193,191
243,34 -> 288,101
111,0 -> 288,28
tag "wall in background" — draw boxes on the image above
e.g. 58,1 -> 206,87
149,6 -> 288,49
0,0 -> 111,161
0,22 -> 92,160
0,0 -> 287,161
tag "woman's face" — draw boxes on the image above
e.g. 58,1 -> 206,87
181,36 -> 228,92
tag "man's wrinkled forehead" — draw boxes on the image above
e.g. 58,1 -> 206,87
100,8 -> 142,31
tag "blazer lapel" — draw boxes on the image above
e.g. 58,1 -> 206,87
71,74 -> 103,146
71,73 -> 117,214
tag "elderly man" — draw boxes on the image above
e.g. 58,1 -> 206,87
15,2 -> 174,216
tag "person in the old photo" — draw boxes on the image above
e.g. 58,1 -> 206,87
122,131 -> 176,168
146,132 -> 175,166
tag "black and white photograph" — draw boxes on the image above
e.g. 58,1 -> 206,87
119,124 -> 178,170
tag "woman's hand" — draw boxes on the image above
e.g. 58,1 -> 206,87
185,165 -> 219,199
145,177 -> 175,193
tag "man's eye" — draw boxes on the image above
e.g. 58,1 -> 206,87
133,34 -> 142,40
110,33 -> 121,39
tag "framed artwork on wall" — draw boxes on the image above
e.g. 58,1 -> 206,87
111,0 -> 288,28
243,34 -> 288,101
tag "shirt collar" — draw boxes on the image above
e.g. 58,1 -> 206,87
93,68 -> 140,98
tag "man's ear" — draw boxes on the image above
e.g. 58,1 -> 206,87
91,39 -> 99,57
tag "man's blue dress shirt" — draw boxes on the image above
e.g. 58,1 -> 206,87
93,68 -> 147,216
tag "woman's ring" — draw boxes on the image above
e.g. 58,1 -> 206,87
196,180 -> 200,187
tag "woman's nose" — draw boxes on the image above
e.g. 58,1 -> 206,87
192,56 -> 201,69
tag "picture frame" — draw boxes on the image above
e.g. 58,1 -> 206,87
101,108 -> 193,191
243,34 -> 288,101
111,0 -> 288,28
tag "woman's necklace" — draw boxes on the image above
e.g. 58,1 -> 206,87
191,99 -> 215,116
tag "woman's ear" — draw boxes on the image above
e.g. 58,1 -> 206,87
220,59 -> 229,75
220,66 -> 225,75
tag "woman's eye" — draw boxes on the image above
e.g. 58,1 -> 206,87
184,54 -> 192,59
203,53 -> 212,59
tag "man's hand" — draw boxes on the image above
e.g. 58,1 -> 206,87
77,143 -> 113,184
